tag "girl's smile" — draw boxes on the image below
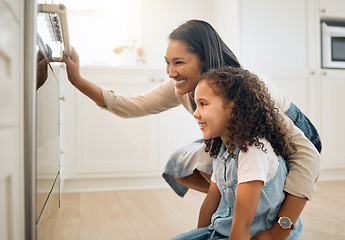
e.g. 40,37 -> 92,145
193,80 -> 234,143
197,121 -> 207,131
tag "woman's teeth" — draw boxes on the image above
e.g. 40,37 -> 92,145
175,79 -> 187,85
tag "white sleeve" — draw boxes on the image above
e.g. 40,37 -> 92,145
238,139 -> 279,185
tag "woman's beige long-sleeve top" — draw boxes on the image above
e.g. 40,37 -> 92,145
99,74 -> 321,200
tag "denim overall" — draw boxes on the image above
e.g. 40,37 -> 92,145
172,144 -> 302,240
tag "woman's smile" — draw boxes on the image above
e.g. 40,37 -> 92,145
174,78 -> 187,87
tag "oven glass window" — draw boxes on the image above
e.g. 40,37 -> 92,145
37,12 -> 61,60
331,37 -> 345,61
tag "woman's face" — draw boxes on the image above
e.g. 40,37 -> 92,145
165,40 -> 204,95
193,80 -> 234,143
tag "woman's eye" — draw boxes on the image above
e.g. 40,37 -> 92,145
201,102 -> 206,107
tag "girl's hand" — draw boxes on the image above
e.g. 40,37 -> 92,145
36,50 -> 48,90
62,46 -> 82,85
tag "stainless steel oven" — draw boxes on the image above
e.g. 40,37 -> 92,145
321,21 -> 345,69
24,1 -> 71,239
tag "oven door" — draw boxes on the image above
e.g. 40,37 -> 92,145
322,22 -> 345,69
35,2 -> 71,229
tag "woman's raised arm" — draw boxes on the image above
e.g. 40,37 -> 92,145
63,47 -> 105,106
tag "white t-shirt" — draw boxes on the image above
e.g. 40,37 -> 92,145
211,139 -> 279,185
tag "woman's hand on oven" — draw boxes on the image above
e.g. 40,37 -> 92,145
62,47 -> 105,106
63,46 -> 82,85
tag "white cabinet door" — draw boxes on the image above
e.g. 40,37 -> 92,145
73,67 -> 167,178
0,0 -> 20,127
319,70 -> 345,172
239,0 -> 309,77
319,0 -> 345,20
238,0 -> 318,118
0,0 -> 24,239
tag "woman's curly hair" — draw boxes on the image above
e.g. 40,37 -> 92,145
202,66 -> 296,160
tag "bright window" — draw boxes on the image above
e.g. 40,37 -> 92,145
58,0 -> 141,66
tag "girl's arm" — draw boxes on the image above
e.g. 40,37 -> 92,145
198,181 -> 221,228
229,180 -> 264,240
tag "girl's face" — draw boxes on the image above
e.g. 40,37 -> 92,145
165,40 -> 204,95
193,80 -> 234,144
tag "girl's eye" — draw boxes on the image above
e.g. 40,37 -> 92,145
175,61 -> 184,65
201,102 -> 206,107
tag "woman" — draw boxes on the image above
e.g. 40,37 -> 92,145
63,19 -> 321,239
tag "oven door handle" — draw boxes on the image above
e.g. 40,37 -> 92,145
38,4 -> 71,60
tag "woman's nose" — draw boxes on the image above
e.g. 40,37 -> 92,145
168,65 -> 178,78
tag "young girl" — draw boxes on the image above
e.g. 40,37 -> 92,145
172,66 -> 302,240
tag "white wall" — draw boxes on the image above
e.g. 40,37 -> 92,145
139,0 -> 239,68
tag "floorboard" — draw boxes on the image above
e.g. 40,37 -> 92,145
41,180 -> 345,240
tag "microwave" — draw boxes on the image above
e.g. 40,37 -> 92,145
321,22 -> 345,69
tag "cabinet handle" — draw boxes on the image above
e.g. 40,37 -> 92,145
321,8 -> 326,13
322,72 -> 327,76
59,96 -> 65,101
310,71 -> 315,75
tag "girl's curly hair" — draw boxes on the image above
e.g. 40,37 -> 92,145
202,66 -> 296,160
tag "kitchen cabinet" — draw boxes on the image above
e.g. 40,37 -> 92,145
319,0 -> 345,20
238,0 -> 345,180
0,0 -> 25,239
239,0 -> 310,78
319,70 -> 345,174
238,0 -> 316,115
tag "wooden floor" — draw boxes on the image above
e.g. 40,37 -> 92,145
37,180 -> 345,240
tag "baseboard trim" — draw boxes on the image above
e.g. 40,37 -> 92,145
319,166 -> 345,181
62,175 -> 169,193
62,167 -> 345,193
